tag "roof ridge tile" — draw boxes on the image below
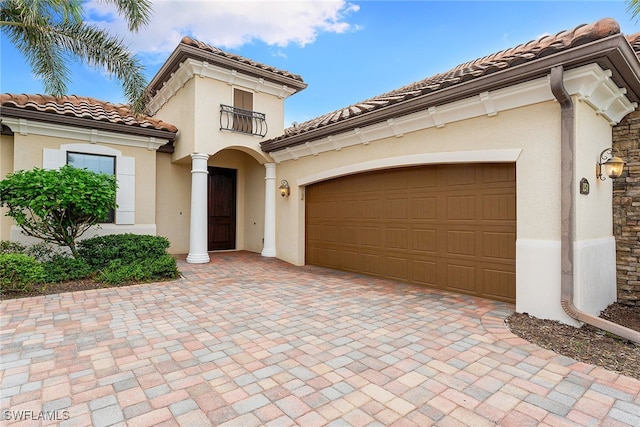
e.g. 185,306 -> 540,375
1,93 -> 178,133
267,17 -> 623,147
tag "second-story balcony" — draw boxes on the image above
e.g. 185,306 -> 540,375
220,104 -> 268,137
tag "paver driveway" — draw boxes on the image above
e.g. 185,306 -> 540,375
1,251 -> 639,426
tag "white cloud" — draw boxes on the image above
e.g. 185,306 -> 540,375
85,0 -> 360,62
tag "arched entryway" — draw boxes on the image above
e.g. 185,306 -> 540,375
184,147 -> 275,263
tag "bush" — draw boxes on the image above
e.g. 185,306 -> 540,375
79,234 -> 171,270
42,256 -> 94,283
25,242 -> 65,262
0,254 -> 45,294
0,240 -> 25,254
0,165 -> 117,258
99,254 -> 179,285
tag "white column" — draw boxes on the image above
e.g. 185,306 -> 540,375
261,163 -> 277,257
187,153 -> 210,264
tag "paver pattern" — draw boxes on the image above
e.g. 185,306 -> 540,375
1,251 -> 640,426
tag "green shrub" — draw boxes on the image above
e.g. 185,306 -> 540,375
0,240 -> 26,254
25,242 -> 65,262
0,254 -> 45,294
99,254 -> 179,285
78,234 -> 171,270
42,256 -> 94,283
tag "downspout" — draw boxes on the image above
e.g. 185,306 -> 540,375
550,65 -> 640,344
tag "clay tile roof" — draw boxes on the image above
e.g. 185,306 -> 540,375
264,17 -> 622,148
180,36 -> 304,82
627,32 -> 640,55
1,93 -> 178,133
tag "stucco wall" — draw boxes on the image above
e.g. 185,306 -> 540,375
573,100 -> 617,315
613,108 -> 640,306
156,154 -> 192,254
0,134 -> 14,241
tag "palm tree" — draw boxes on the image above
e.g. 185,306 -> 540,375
628,0 -> 640,20
0,0 -> 152,113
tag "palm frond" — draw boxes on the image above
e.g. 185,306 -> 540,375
95,0 -> 152,32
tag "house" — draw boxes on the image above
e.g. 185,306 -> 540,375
2,18 -> 640,326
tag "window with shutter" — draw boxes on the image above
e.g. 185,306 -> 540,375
233,89 -> 253,133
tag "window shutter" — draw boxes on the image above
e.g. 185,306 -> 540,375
233,89 -> 253,133
116,156 -> 135,225
43,148 -> 63,170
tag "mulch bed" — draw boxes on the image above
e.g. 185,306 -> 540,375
0,278 -> 138,300
506,303 -> 640,380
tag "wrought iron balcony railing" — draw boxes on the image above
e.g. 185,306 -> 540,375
220,104 -> 268,137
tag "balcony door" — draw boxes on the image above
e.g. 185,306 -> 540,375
208,167 -> 237,250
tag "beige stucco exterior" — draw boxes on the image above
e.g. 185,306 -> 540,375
0,134 -> 14,241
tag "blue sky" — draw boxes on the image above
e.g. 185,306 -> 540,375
1,1 -> 639,127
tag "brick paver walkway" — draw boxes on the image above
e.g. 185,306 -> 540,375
1,251 -> 639,426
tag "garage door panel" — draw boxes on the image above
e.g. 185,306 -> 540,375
384,169 -> 410,190
361,226 -> 382,247
410,259 -> 437,285
483,268 -> 516,301
483,163 -> 516,184
482,193 -> 516,222
339,250 -> 360,272
444,165 -> 477,187
306,164 -> 515,302
385,256 -> 409,281
386,227 -> 409,250
445,262 -> 477,293
340,225 -> 360,245
446,195 -> 477,221
360,252 -> 382,276
446,230 -> 476,257
409,168 -> 438,188
360,199 -> 382,219
482,231 -> 516,260
413,228 -> 438,253
411,197 -> 437,220
386,198 -> 408,219
340,201 -> 360,219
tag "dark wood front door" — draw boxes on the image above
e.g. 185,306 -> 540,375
208,167 -> 237,250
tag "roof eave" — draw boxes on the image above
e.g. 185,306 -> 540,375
0,106 -> 178,143
148,44 -> 308,96
262,33 -> 640,153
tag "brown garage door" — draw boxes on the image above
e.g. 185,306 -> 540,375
306,163 -> 516,303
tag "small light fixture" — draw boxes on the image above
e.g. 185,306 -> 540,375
596,148 -> 626,181
279,179 -> 290,197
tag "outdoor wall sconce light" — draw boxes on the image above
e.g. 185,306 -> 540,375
596,148 -> 626,181
279,180 -> 290,197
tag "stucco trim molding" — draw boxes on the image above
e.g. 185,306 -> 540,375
147,58 -> 299,115
1,117 -> 169,151
296,149 -> 522,187
273,64 -> 636,163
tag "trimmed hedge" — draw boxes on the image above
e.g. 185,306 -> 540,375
42,256 -> 94,283
79,234 -> 171,270
99,254 -> 179,285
